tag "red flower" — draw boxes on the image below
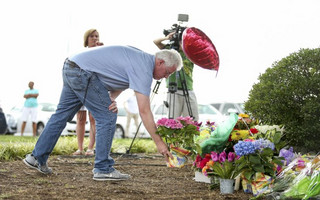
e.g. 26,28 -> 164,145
250,128 -> 259,134
199,154 -> 211,169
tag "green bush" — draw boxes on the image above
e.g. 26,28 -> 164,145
245,48 -> 320,153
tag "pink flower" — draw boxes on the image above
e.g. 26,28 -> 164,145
193,154 -> 202,167
156,118 -> 168,127
297,159 -> 305,168
211,151 -> 219,162
219,151 -> 227,163
227,152 -> 235,162
164,119 -> 183,129
177,116 -> 194,125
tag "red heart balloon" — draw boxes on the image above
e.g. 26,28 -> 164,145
182,27 -> 219,71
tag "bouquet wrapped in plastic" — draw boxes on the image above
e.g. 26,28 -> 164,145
278,155 -> 320,199
200,113 -> 238,154
167,145 -> 191,168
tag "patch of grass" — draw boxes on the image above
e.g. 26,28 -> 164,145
0,193 -> 13,199
34,178 -> 50,184
0,135 -> 157,161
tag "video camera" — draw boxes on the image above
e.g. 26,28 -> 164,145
163,14 -> 189,51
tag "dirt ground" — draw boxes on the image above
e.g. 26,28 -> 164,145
0,153 -> 254,200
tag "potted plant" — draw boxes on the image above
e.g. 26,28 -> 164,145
204,151 -> 242,194
156,116 -> 200,167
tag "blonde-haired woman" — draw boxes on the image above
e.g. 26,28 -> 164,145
73,29 -> 103,156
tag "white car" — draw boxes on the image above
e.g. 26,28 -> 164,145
211,102 -> 245,116
115,107 -> 149,139
8,103 -> 89,136
60,112 -> 90,136
15,103 -> 58,136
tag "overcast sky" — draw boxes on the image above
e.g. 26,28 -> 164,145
1,0 -> 320,111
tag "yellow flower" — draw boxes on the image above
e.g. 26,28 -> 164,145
200,129 -> 210,137
231,130 -> 249,140
202,165 -> 209,174
239,113 -> 250,118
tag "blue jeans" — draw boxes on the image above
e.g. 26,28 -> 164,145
32,59 -> 117,173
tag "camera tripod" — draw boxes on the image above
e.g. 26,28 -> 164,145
165,68 -> 193,119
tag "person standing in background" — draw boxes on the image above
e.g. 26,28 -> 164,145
21,81 -> 39,137
123,91 -> 139,138
73,29 -> 104,156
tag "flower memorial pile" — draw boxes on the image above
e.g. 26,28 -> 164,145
156,113 -> 320,198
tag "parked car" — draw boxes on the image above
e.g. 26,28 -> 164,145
9,103 -> 89,136
60,113 -> 90,136
14,103 -> 58,136
115,107 -> 149,139
0,105 -> 8,134
5,105 -> 23,134
211,102 -> 245,116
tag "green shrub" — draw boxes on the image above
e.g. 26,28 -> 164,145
245,48 -> 320,153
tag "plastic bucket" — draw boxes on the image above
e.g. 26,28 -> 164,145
219,178 -> 235,194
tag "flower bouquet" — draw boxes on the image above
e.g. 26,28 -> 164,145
234,138 -> 284,196
193,154 -> 213,183
156,116 -> 200,168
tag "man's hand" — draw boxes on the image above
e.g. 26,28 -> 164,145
108,97 -> 118,113
154,138 -> 173,163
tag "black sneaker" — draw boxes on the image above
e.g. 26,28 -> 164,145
93,169 -> 130,181
23,154 -> 52,174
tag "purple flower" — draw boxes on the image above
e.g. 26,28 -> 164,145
211,151 -> 219,162
228,152 -> 235,162
219,151 -> 227,163
279,147 -> 295,165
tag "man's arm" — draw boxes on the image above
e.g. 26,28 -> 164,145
135,91 -> 173,161
153,32 -> 174,50
24,93 -> 39,99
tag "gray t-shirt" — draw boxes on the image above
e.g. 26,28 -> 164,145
69,46 -> 155,96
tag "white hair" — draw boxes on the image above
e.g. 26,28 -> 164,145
155,49 -> 183,71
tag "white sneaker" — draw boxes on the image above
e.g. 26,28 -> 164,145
23,154 -> 52,174
93,169 -> 130,181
